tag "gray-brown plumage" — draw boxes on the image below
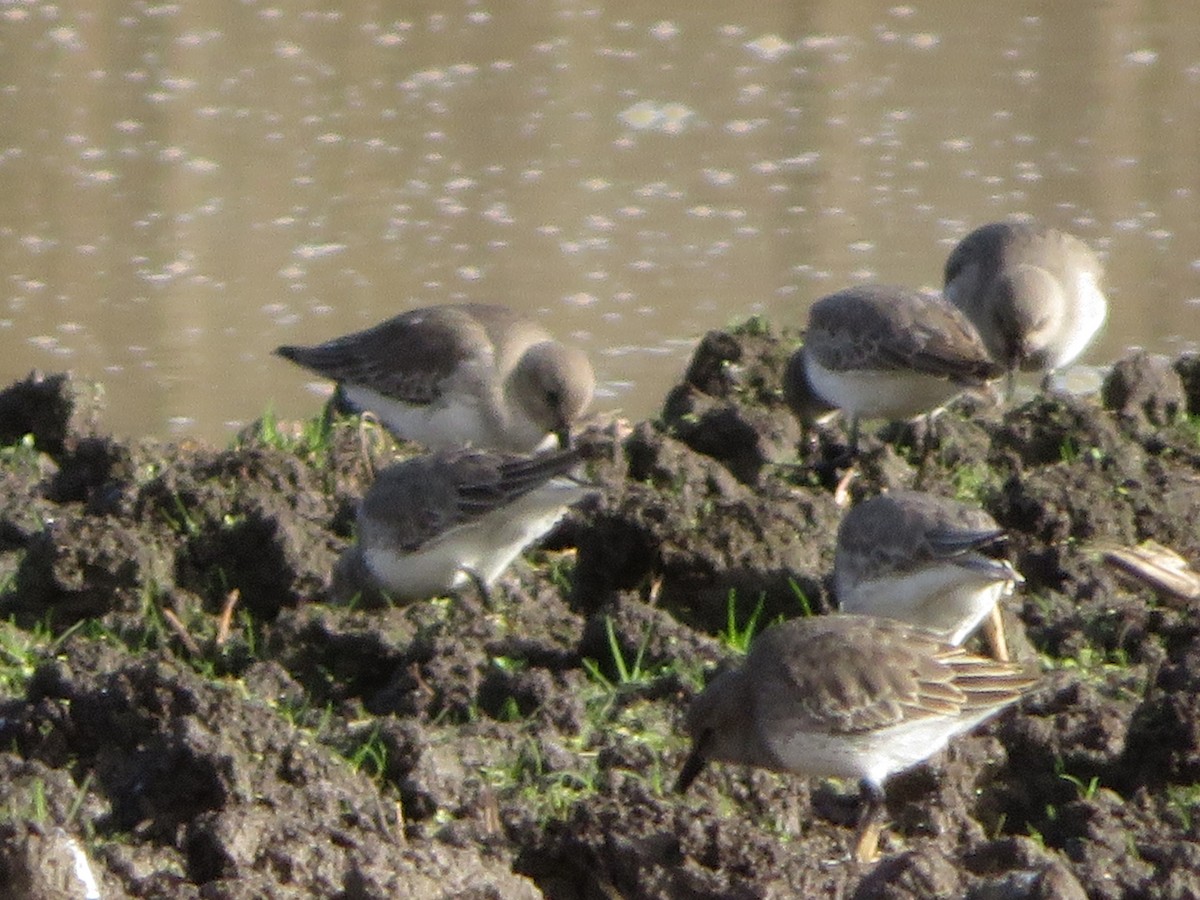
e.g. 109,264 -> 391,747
835,491 -> 1021,659
676,614 -> 1036,862
277,303 -> 595,452
331,446 -> 591,604
785,285 -> 1003,447
943,222 -> 1107,388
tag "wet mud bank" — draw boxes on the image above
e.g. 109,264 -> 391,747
2,334 -> 1200,899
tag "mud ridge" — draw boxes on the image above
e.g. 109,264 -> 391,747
1,338 -> 1200,899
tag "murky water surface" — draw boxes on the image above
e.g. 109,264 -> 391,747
2,1 -> 1197,442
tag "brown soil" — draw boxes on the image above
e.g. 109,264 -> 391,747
1,336 -> 1200,899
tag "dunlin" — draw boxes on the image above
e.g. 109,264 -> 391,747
331,446 -> 591,604
676,614 -> 1036,863
943,221 -> 1107,390
786,285 -> 1003,449
277,303 -> 595,452
835,490 -> 1021,660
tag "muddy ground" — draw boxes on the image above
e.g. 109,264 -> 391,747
2,325 -> 1200,899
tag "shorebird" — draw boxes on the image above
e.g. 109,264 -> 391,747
785,285 -> 1003,451
835,491 -> 1021,660
330,446 -> 591,604
276,303 -> 595,452
943,221 -> 1107,393
783,347 -> 838,428
676,614 -> 1037,863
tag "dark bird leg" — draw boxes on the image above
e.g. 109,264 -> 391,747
825,416 -> 863,504
920,410 -> 939,459
827,415 -> 861,473
847,415 -> 861,457
463,568 -> 493,607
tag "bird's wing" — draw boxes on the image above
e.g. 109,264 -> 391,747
276,306 -> 497,404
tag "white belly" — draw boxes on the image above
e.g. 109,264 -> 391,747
805,357 -> 962,421
766,704 -> 1004,786
342,384 -> 488,449
343,383 -> 553,452
364,541 -> 471,600
840,564 -> 1014,646
364,479 -> 588,600
1050,272 -> 1107,370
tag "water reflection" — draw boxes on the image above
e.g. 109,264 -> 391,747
0,2 -> 1196,442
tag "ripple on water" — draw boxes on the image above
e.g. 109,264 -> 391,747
744,34 -> 791,61
618,100 -> 695,133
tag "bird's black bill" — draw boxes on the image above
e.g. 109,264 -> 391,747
674,746 -> 707,794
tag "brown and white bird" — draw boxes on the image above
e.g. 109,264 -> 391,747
835,491 -> 1021,660
784,285 -> 1003,449
676,614 -> 1036,863
277,303 -> 595,452
943,221 -> 1107,392
331,446 -> 592,604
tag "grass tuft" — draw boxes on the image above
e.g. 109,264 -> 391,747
718,590 -> 765,654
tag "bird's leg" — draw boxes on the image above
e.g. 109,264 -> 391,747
800,422 -> 821,459
827,416 -> 861,473
920,410 -> 939,459
462,567 -> 493,607
823,416 -> 862,501
853,779 -> 888,864
983,604 -> 1010,662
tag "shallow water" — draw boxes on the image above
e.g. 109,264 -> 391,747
1,1 -> 1197,442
